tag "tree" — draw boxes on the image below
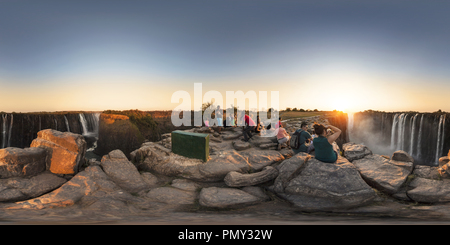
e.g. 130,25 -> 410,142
286,107 -> 291,112
292,107 -> 298,111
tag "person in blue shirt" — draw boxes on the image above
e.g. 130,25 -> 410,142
292,122 -> 313,154
313,123 -> 341,163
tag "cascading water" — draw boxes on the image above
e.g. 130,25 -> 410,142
64,115 -> 70,132
1,114 -> 7,149
351,111 -> 449,166
436,115 -> 446,163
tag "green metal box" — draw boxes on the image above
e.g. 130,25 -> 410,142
171,130 -> 209,162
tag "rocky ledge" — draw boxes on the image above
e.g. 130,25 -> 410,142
2,116 -> 450,222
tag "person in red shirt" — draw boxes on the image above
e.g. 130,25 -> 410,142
240,112 -> 256,142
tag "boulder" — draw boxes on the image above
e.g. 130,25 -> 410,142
273,153 -> 311,193
100,149 -> 149,193
199,187 -> 264,208
274,155 -> 376,211
0,172 -> 67,202
391,150 -> 414,163
171,178 -> 201,191
414,165 -> 442,180
0,147 -> 47,178
30,129 -> 87,174
407,177 -> 450,203
224,166 -> 278,187
132,143 -> 251,182
352,154 -> 413,194
342,142 -> 372,162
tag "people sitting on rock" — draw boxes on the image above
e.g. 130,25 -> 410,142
292,122 -> 313,154
240,112 -> 256,142
313,123 -> 341,163
254,116 -> 265,135
276,125 -> 290,150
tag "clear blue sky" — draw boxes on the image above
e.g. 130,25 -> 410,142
1,0 -> 449,112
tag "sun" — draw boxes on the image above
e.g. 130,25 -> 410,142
333,99 -> 350,112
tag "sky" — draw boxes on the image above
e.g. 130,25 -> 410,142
1,0 -> 449,113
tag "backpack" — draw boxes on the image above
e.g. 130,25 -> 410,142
290,129 -> 303,150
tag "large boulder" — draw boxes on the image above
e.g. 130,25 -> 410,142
146,187 -> 198,205
273,153 -> 311,193
30,129 -> 87,174
131,143 -> 252,182
342,142 -> 372,162
100,150 -> 149,193
238,150 -> 285,171
352,154 -> 414,194
0,147 -> 47,178
199,187 -> 264,208
273,155 -> 376,211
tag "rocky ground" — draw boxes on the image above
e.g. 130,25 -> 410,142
2,116 -> 450,224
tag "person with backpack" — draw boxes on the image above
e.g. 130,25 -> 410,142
290,122 -> 313,154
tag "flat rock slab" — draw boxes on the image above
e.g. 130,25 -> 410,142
199,187 -> 263,208
352,154 -> 413,194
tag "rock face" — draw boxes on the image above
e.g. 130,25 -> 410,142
100,150 -> 149,193
342,142 -> 372,162
0,147 -> 47,178
30,129 -> 87,175
273,154 -> 377,211
95,113 -> 144,159
352,154 -> 414,194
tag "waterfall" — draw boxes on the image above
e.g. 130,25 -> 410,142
436,115 -> 446,163
79,113 -> 89,135
1,114 -> 6,149
7,114 -> 13,147
347,113 -> 354,142
409,114 -> 418,156
64,115 -> 70,132
79,113 -> 100,136
417,114 -> 424,159
390,114 -> 399,149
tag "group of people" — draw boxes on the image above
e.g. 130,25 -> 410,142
265,117 -> 342,164
205,106 -> 341,163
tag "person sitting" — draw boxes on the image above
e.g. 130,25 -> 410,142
276,125 -> 290,150
292,122 -> 313,154
312,123 -> 341,163
275,117 -> 282,129
240,112 -> 256,142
